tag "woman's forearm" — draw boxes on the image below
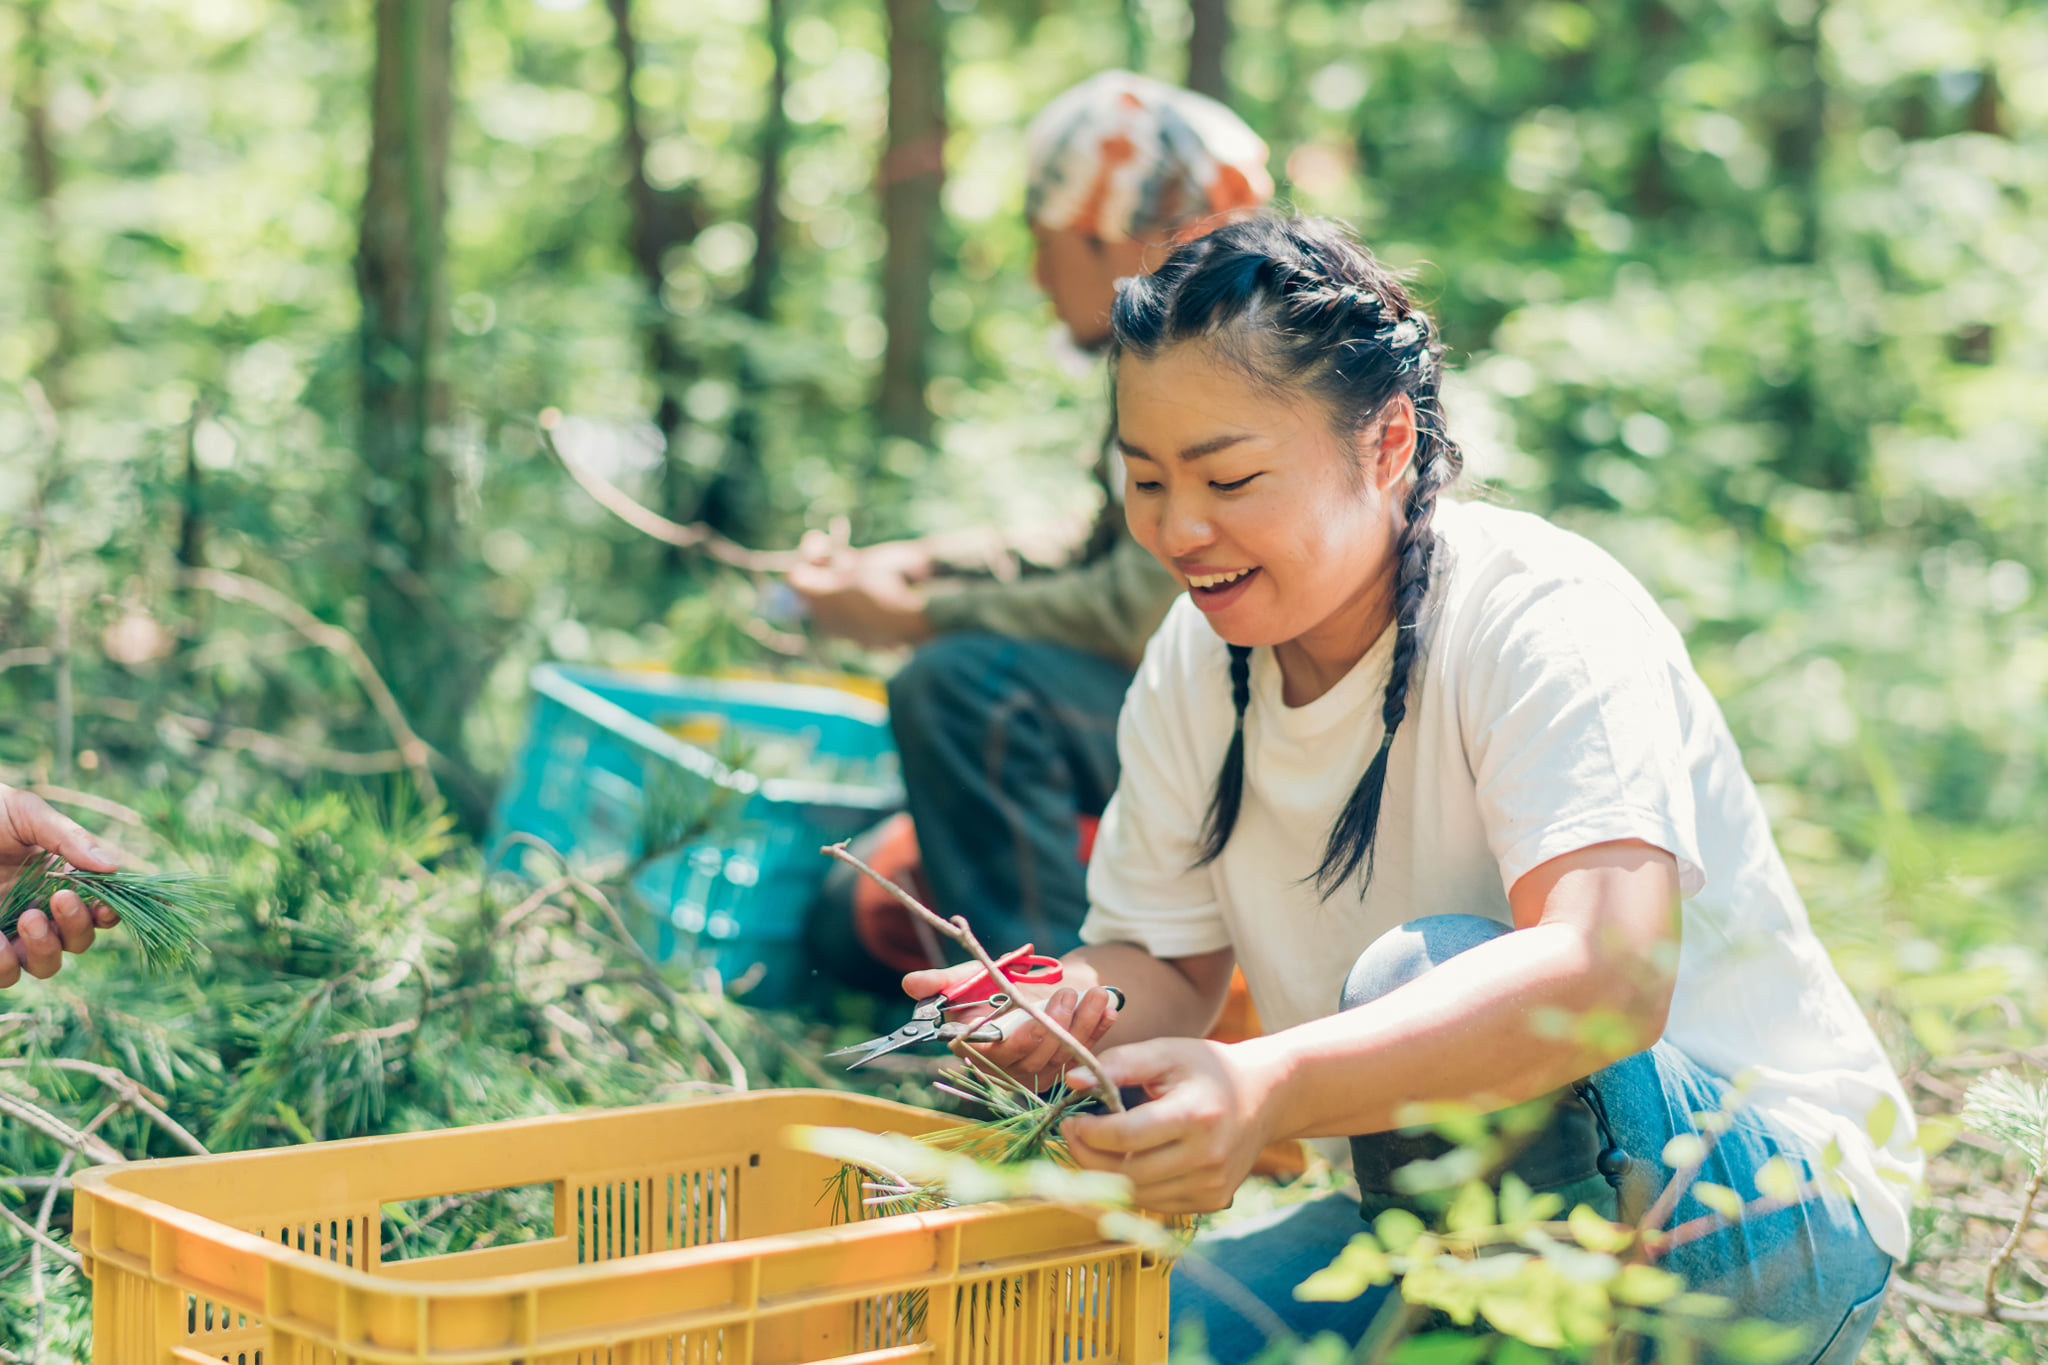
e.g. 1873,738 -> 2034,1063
1248,921 -> 1668,1142
1064,941 -> 1234,1044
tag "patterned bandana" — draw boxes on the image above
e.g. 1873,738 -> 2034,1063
1025,70 -> 1274,244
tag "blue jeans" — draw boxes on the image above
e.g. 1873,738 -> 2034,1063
887,632 -> 1131,957
1174,915 -> 1894,1365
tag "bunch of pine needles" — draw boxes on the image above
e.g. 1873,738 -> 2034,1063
928,1063 -> 1094,1167
823,1063 -> 1094,1225
0,852 -> 224,974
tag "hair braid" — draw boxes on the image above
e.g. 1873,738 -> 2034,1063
1310,431 -> 1455,895
1196,644 -> 1254,866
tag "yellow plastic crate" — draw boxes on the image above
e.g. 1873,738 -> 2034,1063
73,1090 -> 1171,1365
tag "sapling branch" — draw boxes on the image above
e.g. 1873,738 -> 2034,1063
821,841 -> 1126,1115
1984,1135 -> 2048,1319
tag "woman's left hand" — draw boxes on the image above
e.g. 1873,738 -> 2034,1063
1060,1037 -> 1277,1213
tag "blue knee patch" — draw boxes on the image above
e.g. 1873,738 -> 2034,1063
1341,913 -> 1512,1009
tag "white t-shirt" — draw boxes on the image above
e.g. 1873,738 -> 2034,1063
1082,499 -> 1919,1260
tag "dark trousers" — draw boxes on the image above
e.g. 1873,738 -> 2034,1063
886,632 -> 1132,958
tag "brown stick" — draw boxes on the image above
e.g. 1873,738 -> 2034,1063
821,841 -> 1125,1114
537,412 -> 799,574
1985,1137 -> 2048,1319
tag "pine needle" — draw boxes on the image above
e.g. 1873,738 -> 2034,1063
0,853 -> 223,975
927,1064 -> 1091,1166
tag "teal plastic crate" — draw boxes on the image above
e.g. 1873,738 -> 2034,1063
490,664 -> 902,1002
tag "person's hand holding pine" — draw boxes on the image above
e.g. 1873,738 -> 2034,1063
0,785 -> 121,989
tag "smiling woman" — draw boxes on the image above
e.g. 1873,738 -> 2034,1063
898,215 -> 1919,1364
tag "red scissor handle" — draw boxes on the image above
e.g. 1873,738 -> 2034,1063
940,944 -> 1064,1007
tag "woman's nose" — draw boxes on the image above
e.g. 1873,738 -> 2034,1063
1154,495 -> 1217,559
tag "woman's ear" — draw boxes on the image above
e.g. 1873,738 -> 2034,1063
1370,396 -> 1419,493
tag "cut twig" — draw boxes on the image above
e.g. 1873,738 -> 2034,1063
821,841 -> 1125,1115
537,411 -> 799,573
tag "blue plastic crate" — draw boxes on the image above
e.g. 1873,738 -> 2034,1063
489,664 -> 902,1003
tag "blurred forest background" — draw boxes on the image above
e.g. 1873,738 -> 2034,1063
1,0 -> 2046,1357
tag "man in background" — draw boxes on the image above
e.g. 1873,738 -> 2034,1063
794,72 -> 1272,983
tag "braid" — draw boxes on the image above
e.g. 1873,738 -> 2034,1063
1196,644 -> 1254,865
1311,438 -> 1455,896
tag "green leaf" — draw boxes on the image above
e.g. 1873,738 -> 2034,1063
1611,1263 -> 1685,1306
1665,1292 -> 1736,1320
1497,1173 -> 1563,1226
1712,1318 -> 1812,1364
1567,1202 -> 1634,1254
1907,1006 -> 1959,1057
273,1100 -> 315,1144
1387,1332 -> 1493,1365
1863,1094 -> 1899,1148
1374,1207 -> 1426,1253
1892,965 -> 2011,1009
1661,1134 -> 1707,1168
1445,1180 -> 1495,1234
1753,1156 -> 1802,1205
1912,1116 -> 1960,1156
1293,1233 -> 1394,1302
1691,1182 -> 1744,1219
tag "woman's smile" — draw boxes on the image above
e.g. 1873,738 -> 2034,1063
1183,564 -> 1262,610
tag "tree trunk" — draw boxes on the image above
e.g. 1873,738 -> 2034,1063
15,0 -> 76,404
1121,0 -> 1147,71
701,0 -> 789,539
877,0 -> 945,447
606,0 -> 703,564
1187,0 -> 1231,104
357,0 -> 481,816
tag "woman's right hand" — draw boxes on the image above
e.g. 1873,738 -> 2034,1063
902,962 -> 1122,1086
0,786 -> 121,990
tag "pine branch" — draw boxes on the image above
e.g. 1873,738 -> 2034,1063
821,841 -> 1125,1115
0,1085 -> 125,1165
0,852 -> 222,975
0,1057 -> 207,1155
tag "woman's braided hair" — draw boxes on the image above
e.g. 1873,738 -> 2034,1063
1109,214 -> 1463,898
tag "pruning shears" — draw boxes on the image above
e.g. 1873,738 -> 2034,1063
828,944 -> 1064,1069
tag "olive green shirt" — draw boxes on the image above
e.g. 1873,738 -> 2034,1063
922,522 -> 1180,672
